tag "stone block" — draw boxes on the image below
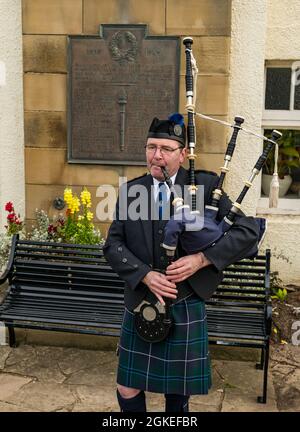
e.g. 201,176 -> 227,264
83,0 -> 165,35
24,73 -> 67,111
195,152 -> 224,173
180,36 -> 230,75
196,115 -> 228,153
123,166 -> 148,182
179,74 -> 229,116
210,345 -> 260,362
167,0 -> 231,36
22,0 -> 82,35
24,328 -> 118,351
25,148 -> 122,187
23,35 -> 67,73
24,112 -> 67,148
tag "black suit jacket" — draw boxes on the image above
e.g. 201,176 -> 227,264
103,167 -> 260,310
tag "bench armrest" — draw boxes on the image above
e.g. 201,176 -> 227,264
0,234 -> 18,285
265,303 -> 272,336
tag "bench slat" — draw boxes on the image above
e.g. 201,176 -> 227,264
0,312 -> 122,329
15,251 -> 105,264
14,258 -> 114,272
10,287 -> 124,302
16,245 -> 104,257
14,275 -> 124,289
15,266 -> 122,279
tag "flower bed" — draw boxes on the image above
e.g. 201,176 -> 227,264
0,186 -> 103,271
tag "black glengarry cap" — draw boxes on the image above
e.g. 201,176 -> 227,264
147,113 -> 186,146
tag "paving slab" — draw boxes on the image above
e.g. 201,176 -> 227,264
72,385 -> 119,412
0,342 -> 296,412
3,345 -> 65,384
270,344 -> 300,412
66,366 -> 117,387
0,346 -> 11,370
0,373 -> 33,401
0,401 -> 35,412
4,381 -> 77,412
218,360 -> 278,412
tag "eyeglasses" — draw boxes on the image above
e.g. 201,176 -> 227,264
144,144 -> 183,155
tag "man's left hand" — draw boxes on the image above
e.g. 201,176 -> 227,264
166,252 -> 212,283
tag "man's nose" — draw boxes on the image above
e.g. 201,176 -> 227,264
153,147 -> 163,157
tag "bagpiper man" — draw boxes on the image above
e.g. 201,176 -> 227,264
103,114 -> 260,412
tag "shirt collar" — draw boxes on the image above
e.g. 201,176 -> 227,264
152,172 -> 177,200
153,172 -> 177,186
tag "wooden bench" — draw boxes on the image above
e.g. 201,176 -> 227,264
0,234 -> 271,404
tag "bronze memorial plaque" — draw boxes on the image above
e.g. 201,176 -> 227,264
68,25 -> 180,164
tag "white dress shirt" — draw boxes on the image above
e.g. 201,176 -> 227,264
152,172 -> 177,203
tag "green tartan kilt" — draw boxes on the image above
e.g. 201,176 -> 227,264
117,294 -> 212,395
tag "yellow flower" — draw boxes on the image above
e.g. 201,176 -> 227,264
87,211 -> 93,221
70,196 -> 80,214
64,187 -> 73,207
80,188 -> 91,207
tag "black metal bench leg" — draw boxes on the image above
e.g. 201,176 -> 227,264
256,348 -> 265,370
257,340 -> 269,404
8,326 -> 17,348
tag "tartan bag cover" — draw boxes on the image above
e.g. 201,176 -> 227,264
117,294 -> 212,395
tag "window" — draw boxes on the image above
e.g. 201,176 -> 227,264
260,62 -> 300,210
263,62 -> 300,127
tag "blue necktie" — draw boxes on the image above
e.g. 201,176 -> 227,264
158,182 -> 168,220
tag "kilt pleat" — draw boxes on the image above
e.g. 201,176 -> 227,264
117,294 -> 212,395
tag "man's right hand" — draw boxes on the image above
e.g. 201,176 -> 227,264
142,271 -> 178,306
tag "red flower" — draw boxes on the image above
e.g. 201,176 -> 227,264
7,213 -> 16,221
5,202 -> 14,212
48,224 -> 57,234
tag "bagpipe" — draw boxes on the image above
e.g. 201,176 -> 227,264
134,37 -> 282,344
162,36 -> 282,259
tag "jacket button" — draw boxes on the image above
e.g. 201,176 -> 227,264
122,258 -> 127,263
118,246 -> 122,252
133,264 -> 138,268
158,229 -> 163,234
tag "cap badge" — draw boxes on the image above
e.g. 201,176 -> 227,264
173,124 -> 182,136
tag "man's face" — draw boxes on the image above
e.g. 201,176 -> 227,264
145,138 -> 186,181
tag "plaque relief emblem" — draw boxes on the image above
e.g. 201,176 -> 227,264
109,30 -> 138,63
